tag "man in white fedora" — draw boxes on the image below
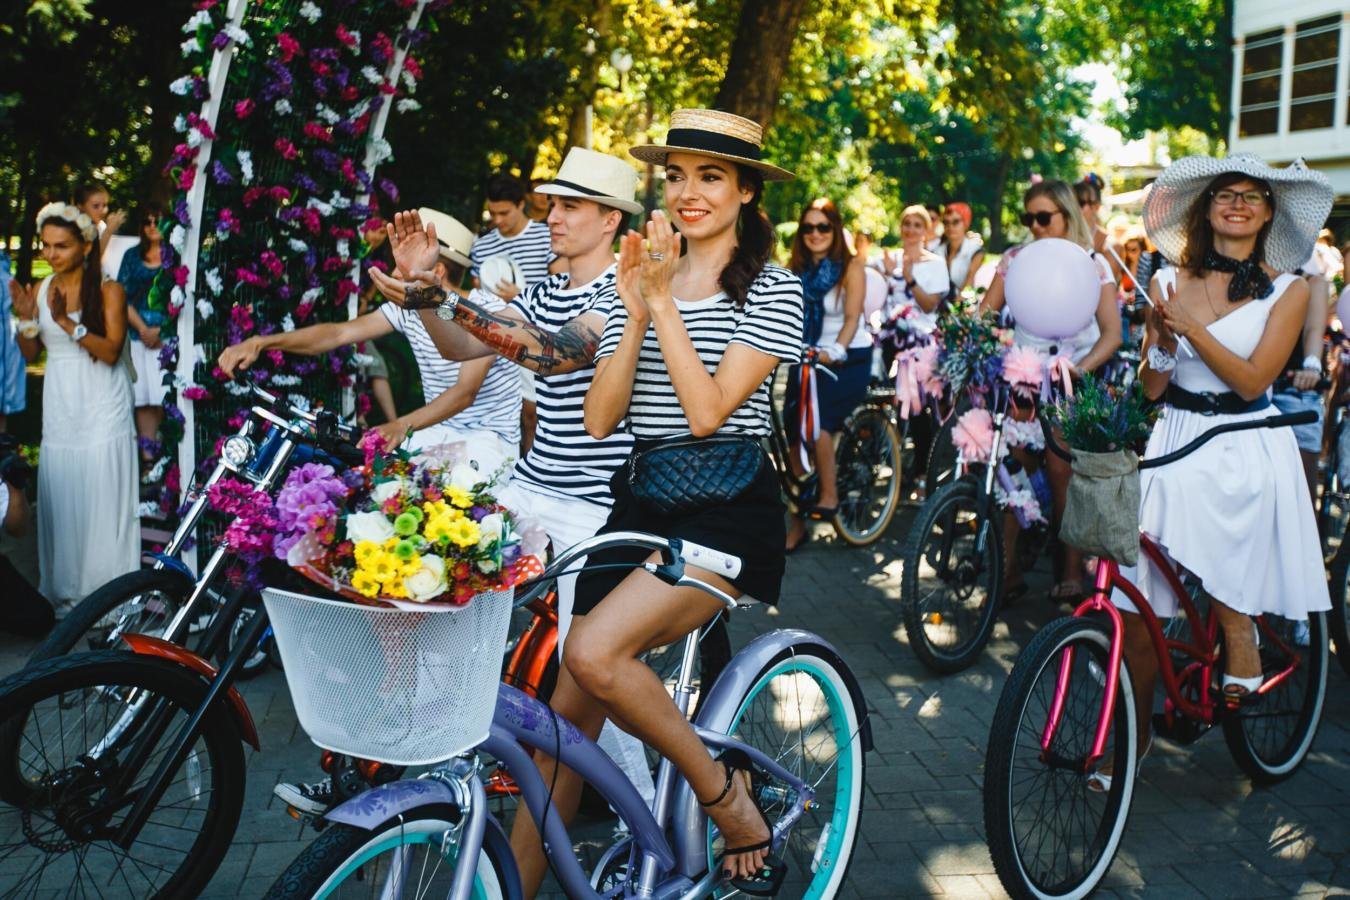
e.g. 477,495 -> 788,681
217,205 -> 522,469
371,147 -> 662,806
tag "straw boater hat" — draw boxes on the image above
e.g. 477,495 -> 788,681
630,108 -> 794,181
533,147 -> 643,215
1142,154 -> 1333,273
416,207 -> 474,268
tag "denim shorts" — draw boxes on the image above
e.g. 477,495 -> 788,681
1271,388 -> 1323,453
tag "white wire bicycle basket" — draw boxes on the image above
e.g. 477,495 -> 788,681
261,587 -> 514,766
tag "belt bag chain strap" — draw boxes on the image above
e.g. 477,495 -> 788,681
629,433 -> 765,516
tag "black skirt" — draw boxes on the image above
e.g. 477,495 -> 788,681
572,445 -> 787,614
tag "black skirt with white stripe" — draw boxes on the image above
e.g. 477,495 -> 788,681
573,445 -> 787,613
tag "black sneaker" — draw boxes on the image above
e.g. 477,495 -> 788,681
274,777 -> 335,816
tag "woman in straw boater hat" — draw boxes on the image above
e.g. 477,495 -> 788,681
508,109 -> 806,897
1096,154 -> 1333,790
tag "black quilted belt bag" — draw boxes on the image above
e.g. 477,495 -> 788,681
628,433 -> 766,517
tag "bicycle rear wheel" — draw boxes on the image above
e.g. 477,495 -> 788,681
832,405 -> 904,546
0,651 -> 245,898
900,479 -> 1002,673
1221,611 -> 1328,784
263,806 -> 514,899
701,644 -> 867,898
1327,545 -> 1350,678
984,617 -> 1137,900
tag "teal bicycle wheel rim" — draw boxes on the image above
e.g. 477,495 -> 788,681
316,825 -> 494,899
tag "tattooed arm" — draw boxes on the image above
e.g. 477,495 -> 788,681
401,281 -> 603,375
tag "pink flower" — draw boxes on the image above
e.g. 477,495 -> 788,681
277,32 -> 301,63
294,301 -> 314,322
1002,345 -> 1047,392
335,23 -> 357,48
402,57 -> 422,80
234,99 -> 256,119
274,138 -> 299,160
177,167 -> 196,191
336,279 -> 358,300
259,250 -> 284,278
182,386 -> 211,401
172,266 -> 190,287
951,408 -> 995,463
303,122 -> 333,144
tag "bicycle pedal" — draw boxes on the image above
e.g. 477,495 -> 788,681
286,805 -> 330,831
1152,711 -> 1206,745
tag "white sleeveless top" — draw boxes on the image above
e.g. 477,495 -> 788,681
820,284 -> 874,350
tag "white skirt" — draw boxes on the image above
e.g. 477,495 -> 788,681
1113,404 -> 1329,621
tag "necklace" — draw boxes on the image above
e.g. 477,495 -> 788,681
1200,275 -> 1230,323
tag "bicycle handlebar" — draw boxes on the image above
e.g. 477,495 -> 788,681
513,531 -> 742,612
1040,410 -> 1318,469
247,381 -> 363,464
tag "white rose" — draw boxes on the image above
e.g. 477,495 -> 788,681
476,513 -> 504,551
346,511 -> 395,544
371,478 -> 406,505
406,555 -> 447,602
476,557 -> 500,574
446,463 -> 481,492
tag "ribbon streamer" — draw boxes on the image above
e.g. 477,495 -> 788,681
1043,354 -> 1076,402
797,353 -> 823,471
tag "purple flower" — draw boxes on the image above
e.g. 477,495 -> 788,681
378,178 -> 398,202
314,148 -> 340,172
175,198 -> 191,225
211,160 -> 234,185
294,172 -> 320,192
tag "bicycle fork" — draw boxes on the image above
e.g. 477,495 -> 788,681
1040,564 -> 1127,771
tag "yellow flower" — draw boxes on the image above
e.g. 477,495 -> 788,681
371,552 -> 399,581
351,571 -> 381,598
422,500 -> 450,520
353,541 -> 380,566
446,518 -> 481,548
446,486 -> 474,510
424,514 -> 452,544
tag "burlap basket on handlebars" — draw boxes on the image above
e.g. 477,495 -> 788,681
1060,448 -> 1140,566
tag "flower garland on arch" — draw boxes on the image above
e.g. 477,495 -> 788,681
146,0 -> 438,521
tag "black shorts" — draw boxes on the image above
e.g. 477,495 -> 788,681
573,448 -> 787,615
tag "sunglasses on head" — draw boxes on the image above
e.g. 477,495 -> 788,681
799,223 -> 833,235
1020,210 -> 1061,227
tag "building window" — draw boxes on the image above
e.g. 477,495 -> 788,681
1239,28 -> 1283,137
1291,15 -> 1339,131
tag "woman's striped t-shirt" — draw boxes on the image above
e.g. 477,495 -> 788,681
379,292 -> 522,446
595,264 -> 804,440
508,267 -> 633,507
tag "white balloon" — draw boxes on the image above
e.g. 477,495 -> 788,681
1004,238 -> 1102,341
1337,284 -> 1350,330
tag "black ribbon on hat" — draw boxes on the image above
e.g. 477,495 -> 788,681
665,128 -> 762,160
1202,248 -> 1274,302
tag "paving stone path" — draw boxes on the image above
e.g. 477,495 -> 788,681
4,508 -> 1350,897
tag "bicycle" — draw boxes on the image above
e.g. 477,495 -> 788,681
26,382 -> 359,677
899,385 -> 1052,673
261,531 -> 872,898
766,354 -> 906,546
983,411 -> 1328,900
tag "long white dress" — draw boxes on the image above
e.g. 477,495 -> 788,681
1116,269 -> 1329,621
36,277 -> 139,610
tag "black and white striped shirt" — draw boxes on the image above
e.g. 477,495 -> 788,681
379,293 -> 522,446
509,267 -> 633,507
470,220 -> 555,288
595,264 -> 804,440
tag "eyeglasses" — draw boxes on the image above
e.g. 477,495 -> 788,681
799,223 -> 833,235
1020,210 -> 1062,227
1210,189 -> 1268,207
942,218 -> 965,227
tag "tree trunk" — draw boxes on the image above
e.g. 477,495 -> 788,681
15,148 -> 38,282
713,0 -> 811,128
988,152 -> 1011,252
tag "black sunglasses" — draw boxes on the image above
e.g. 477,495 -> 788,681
1020,210 -> 1062,227
799,223 -> 833,235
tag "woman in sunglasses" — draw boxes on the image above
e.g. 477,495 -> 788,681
117,202 -> 169,472
981,178 -> 1122,603
783,198 -> 871,550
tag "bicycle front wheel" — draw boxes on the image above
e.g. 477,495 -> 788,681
28,567 -> 195,664
263,807 -> 514,899
704,644 -> 866,898
984,617 -> 1137,900
0,651 -> 245,898
832,405 -> 904,546
1221,611 -> 1328,784
1326,544 -> 1350,678
900,479 -> 1002,673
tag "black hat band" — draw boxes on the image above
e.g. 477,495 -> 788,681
664,128 -> 762,161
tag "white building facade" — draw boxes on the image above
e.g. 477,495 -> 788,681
1229,0 -> 1350,210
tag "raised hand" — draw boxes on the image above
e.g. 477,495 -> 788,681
387,210 -> 441,281
883,249 -> 899,276
218,337 -> 261,378
105,209 -> 127,235
9,280 -> 37,320
615,230 -> 650,324
47,285 -> 71,326
636,210 -> 681,311
1156,280 -> 1198,340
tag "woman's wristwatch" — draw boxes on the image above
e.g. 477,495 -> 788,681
70,324 -> 88,342
16,319 -> 39,340
1147,344 -> 1176,373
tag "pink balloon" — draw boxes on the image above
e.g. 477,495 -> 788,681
1003,238 -> 1102,341
1337,284 -> 1350,328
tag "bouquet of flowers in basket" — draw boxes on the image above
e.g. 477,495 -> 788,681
933,301 -> 1012,404
273,440 -> 546,607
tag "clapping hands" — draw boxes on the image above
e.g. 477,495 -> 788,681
615,210 -> 682,324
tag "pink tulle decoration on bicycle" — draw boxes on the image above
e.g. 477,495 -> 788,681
1002,345 -> 1046,395
952,408 -> 996,462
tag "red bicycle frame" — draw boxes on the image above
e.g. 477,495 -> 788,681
1040,533 -> 1304,769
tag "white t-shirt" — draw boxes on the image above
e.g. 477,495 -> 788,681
508,267 -> 632,506
820,284 -> 874,350
938,234 -> 985,294
596,265 -> 804,440
379,292 -> 522,445
470,220 -> 555,289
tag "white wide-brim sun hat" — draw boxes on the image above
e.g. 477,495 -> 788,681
534,146 -> 643,215
417,207 -> 474,269
1142,154 -> 1333,273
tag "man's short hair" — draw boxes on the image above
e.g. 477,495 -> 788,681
485,173 -> 527,205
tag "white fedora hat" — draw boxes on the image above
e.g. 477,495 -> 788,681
417,207 -> 474,268
1143,154 -> 1332,273
631,108 -> 794,181
534,147 -> 642,215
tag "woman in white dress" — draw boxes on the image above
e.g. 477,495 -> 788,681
1117,155 -> 1333,770
935,201 -> 985,295
11,203 -> 138,612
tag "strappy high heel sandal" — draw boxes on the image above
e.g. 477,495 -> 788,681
699,748 -> 787,897
1222,673 -> 1264,710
